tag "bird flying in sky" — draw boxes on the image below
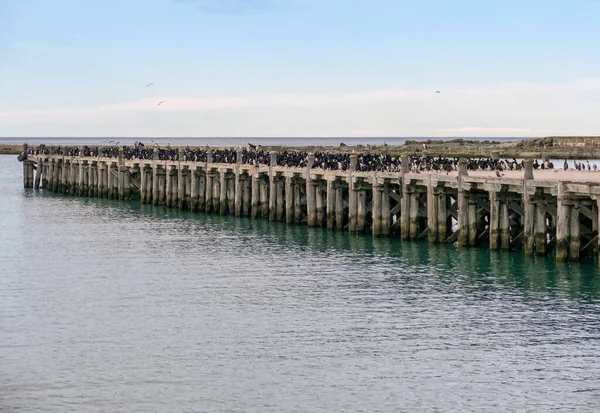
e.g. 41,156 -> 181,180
146,83 -> 154,87
158,101 -> 166,106
436,91 -> 440,94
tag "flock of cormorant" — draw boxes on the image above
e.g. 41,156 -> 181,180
30,143 -> 597,173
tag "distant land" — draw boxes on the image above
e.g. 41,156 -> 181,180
2,136 -> 600,159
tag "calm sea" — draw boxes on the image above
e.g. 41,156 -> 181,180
2,154 -> 600,413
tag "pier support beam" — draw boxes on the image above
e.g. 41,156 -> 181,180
500,201 -> 511,250
306,154 -> 316,227
409,191 -> 419,240
381,184 -> 391,236
556,183 -> 570,262
260,177 -> 269,219
315,181 -> 325,227
326,178 -> 335,230
228,173 -> 236,216
205,171 -> 214,213
523,160 -> 535,256
427,177 -> 438,243
190,168 -> 198,211
251,174 -> 259,219
294,181 -> 303,224
489,191 -> 500,250
457,159 -> 469,247
348,156 -> 358,233
438,191 -> 448,243
372,180 -> 382,237
234,171 -> 243,217
335,183 -> 344,231
534,203 -> 547,256
152,165 -> 159,205
198,172 -> 206,212
178,166 -> 186,209
276,178 -> 284,222
220,170 -> 227,215
356,185 -> 367,233
468,192 -> 478,246
400,155 -> 410,240
34,161 -> 42,190
242,175 -> 251,217
285,174 -> 295,224
569,205 -> 580,262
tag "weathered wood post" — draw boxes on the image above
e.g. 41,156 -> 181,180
165,166 -> 173,206
260,175 -> 269,219
294,180 -> 303,224
500,197 -> 511,250
437,188 -> 448,243
234,149 -> 243,217
276,177 -> 284,222
198,170 -> 207,212
427,175 -> 438,243
381,181 -> 391,236
227,171 -> 236,216
205,170 -> 214,213
123,166 -> 131,200
356,180 -> 367,233
569,205 -> 580,262
372,174 -> 382,237
269,151 -> 278,221
178,148 -> 185,209
556,182 -> 570,262
326,177 -> 336,230
315,180 -> 325,227
534,198 -> 547,256
152,164 -> 160,205
242,174 -> 251,217
219,170 -> 227,215
212,171 -> 220,213
489,187 -> 500,250
22,144 -> 30,188
348,155 -> 358,232
251,173 -> 260,219
34,154 -> 42,190
306,153 -> 317,227
139,163 -> 147,203
523,159 -> 535,256
190,167 -> 198,211
468,191 -> 478,246
400,155 -> 410,240
335,182 -> 344,231
285,173 -> 295,224
409,190 -> 419,240
457,159 -> 469,247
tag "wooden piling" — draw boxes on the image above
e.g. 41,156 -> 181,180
372,181 -> 382,237
556,183 -> 570,262
569,205 -> 580,262
251,174 -> 259,219
326,179 -> 335,230
335,184 -> 344,231
427,176 -> 438,243
285,174 -> 294,224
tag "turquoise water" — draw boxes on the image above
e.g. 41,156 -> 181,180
2,154 -> 600,413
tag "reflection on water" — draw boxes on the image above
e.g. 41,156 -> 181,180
1,155 -> 600,413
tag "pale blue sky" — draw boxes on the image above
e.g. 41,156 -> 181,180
1,0 -> 600,137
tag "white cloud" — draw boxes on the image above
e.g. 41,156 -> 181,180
2,78 -> 600,137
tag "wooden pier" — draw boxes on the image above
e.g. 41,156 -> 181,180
20,145 -> 600,266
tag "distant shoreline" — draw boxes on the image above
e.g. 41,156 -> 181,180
3,136 -> 600,159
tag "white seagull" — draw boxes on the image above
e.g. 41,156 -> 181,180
158,101 -> 166,106
146,82 -> 154,87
